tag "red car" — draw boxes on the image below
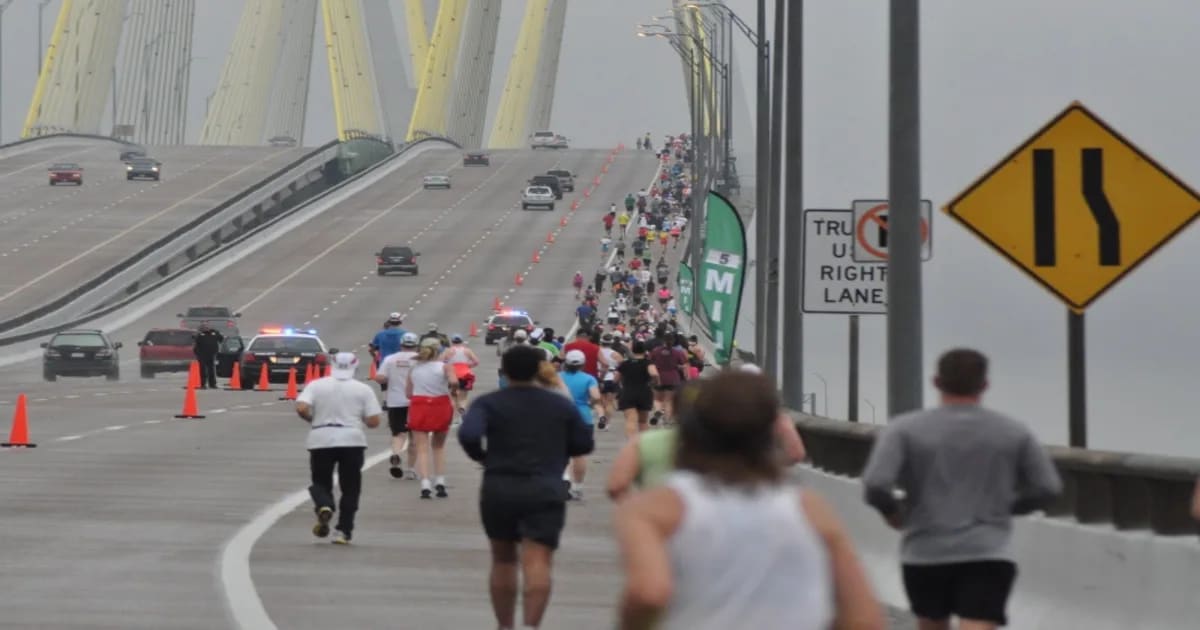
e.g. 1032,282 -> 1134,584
137,328 -> 195,378
48,162 -> 83,186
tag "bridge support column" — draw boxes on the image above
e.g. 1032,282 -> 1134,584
362,0 -> 413,143
23,0 -> 126,138
321,0 -> 386,141
403,0 -> 429,89
201,0 -> 285,145
114,0 -> 196,145
488,0 -> 549,149
263,0 -> 318,145
446,0 -> 501,149
406,0 -> 467,141
525,0 -> 567,135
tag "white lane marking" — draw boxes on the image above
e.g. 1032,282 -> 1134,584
56,434 -> 83,442
144,420 -> 162,425
104,425 -> 126,431
211,408 -> 227,414
219,449 -> 392,630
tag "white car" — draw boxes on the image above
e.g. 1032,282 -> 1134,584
521,186 -> 556,210
423,174 -> 451,189
530,130 -> 567,150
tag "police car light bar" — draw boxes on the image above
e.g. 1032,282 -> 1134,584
502,309 -> 527,316
259,327 -> 318,335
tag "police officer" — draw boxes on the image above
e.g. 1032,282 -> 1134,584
193,323 -> 223,389
421,322 -> 451,350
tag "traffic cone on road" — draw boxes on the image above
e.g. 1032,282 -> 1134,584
602,163 -> 609,174
469,322 -> 479,337
184,360 -> 200,390
493,297 -> 502,311
583,188 -> 591,199
225,362 -> 242,390
560,216 -> 568,227
279,367 -> 299,401
532,250 -> 540,263
593,175 -> 601,186
304,362 -> 315,383
515,273 -> 523,286
571,200 -> 579,210
368,360 -> 377,380
547,231 -> 555,243
324,362 -> 332,378
1,394 -> 35,448
175,381 -> 205,419
256,363 -> 271,391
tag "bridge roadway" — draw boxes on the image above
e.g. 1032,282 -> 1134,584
0,143 -> 308,325
0,146 -> 656,628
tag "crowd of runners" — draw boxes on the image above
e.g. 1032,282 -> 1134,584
291,132 -> 1066,630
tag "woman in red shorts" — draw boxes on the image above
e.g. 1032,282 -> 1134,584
406,338 -> 458,499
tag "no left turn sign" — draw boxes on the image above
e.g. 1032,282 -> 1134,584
851,199 -> 934,262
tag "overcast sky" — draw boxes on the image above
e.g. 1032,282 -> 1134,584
1,0 -> 1198,457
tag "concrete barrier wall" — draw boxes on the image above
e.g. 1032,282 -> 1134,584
798,466 -> 1200,629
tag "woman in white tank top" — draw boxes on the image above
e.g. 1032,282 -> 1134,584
613,371 -> 884,630
405,339 -> 457,500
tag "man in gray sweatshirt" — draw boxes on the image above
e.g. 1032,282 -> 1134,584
862,348 -> 1062,630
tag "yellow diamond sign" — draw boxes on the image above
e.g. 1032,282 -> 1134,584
944,102 -> 1200,311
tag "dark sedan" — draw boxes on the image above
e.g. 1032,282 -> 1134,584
463,152 -> 490,166
377,245 -> 419,276
126,158 -> 161,181
42,329 -> 122,381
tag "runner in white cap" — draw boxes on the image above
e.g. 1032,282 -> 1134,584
560,350 -> 601,500
295,352 -> 382,544
376,332 -> 421,480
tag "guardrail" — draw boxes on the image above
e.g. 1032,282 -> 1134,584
0,132 -> 139,151
792,412 -> 1200,537
0,136 -> 459,347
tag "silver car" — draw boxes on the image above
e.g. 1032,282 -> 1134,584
423,174 -> 451,189
530,130 -> 564,150
521,186 -> 556,210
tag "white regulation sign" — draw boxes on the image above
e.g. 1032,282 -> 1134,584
803,209 -> 887,315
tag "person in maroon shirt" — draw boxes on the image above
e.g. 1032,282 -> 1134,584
562,328 -> 601,380
649,330 -> 688,425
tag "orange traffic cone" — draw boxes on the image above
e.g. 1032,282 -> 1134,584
593,175 -> 601,186
546,231 -> 555,243
515,273 -> 523,286
493,297 -> 502,311
469,322 -> 479,337
184,360 -> 200,389
602,163 -> 609,173
571,200 -> 579,210
560,216 -> 568,227
324,362 -> 332,378
368,360 -> 377,380
279,367 -> 299,401
1,394 -> 35,448
175,381 -> 205,419
224,362 -> 242,391
256,363 -> 271,391
583,188 -> 591,198
532,250 -> 540,263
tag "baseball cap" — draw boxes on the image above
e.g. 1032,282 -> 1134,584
513,329 -> 529,341
530,328 -> 545,341
387,312 -> 403,324
428,322 -> 438,331
330,352 -> 358,380
739,363 -> 763,375
401,332 -> 419,347
451,334 -> 464,343
564,350 -> 586,366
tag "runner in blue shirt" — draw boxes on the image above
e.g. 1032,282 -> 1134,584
560,350 -> 601,500
369,312 -> 407,368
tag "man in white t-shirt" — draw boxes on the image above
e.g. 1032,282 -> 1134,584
375,332 -> 420,480
296,351 -> 382,545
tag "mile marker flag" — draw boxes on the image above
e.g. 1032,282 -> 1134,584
697,191 -> 747,365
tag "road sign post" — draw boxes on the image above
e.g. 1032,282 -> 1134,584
945,102 -> 1200,447
848,314 -> 859,422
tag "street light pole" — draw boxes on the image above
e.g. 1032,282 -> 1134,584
754,0 -> 770,366
764,0 -> 785,378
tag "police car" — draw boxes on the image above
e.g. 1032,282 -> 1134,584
484,310 -> 536,345
238,327 -> 335,384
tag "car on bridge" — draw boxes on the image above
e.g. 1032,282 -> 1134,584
238,327 -> 333,385
377,245 -> 419,275
546,169 -> 576,192
530,130 -> 568,150
527,174 -> 562,199
126,158 -> 162,181
521,186 -> 556,211
136,328 -> 197,378
268,135 -> 297,147
484,310 -> 536,345
42,329 -> 122,381
119,149 -> 147,163
48,162 -> 83,186
463,152 -> 490,166
422,173 -> 451,189
178,305 -> 241,331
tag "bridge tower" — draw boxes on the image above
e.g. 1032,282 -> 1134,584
403,0 -> 430,89
406,0 -> 467,141
200,0 -> 287,145
445,0 -> 502,149
112,0 -> 196,145
23,0 -> 126,138
487,0 -> 549,149
262,0 -> 319,146
525,0 -> 567,135
362,0 -> 414,143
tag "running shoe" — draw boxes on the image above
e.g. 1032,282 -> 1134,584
312,506 -> 333,538
649,410 -> 662,426
420,488 -> 433,499
405,469 -> 418,480
597,415 -> 608,430
569,488 -> 583,501
435,483 -> 448,499
332,530 -> 352,545
389,454 -> 403,479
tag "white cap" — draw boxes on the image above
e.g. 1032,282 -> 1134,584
739,363 -> 763,375
513,329 -> 529,341
530,327 -> 545,341
387,312 -> 403,323
564,349 -> 586,365
331,352 -> 358,380
401,332 -> 419,347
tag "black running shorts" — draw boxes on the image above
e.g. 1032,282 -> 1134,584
618,388 -> 654,412
479,476 -> 568,550
600,380 -> 619,394
902,560 -> 1017,625
387,406 -> 410,436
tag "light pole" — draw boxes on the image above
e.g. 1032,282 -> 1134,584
811,372 -> 828,417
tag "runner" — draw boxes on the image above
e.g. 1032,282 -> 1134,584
440,335 -> 480,414
295,352 -> 383,545
616,341 -> 658,438
624,193 -> 636,212
560,350 -> 602,500
458,345 -> 594,630
603,211 -> 615,237
594,265 -> 607,294
613,372 -> 884,629
649,329 -> 688,425
573,271 -> 585,298
421,322 -> 451,350
405,338 -> 458,499
862,348 -> 1062,630
369,313 -> 406,370
375,332 -> 421,480
597,333 -> 622,429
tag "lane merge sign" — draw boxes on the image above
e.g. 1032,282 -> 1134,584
851,199 -> 933,262
803,209 -> 887,315
943,101 -> 1200,311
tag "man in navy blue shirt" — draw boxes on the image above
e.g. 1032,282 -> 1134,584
458,344 -> 594,630
369,312 -> 407,368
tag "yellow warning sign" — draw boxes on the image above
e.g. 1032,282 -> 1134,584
944,102 -> 1200,311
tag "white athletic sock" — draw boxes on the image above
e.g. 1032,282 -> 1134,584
420,478 -> 432,490
435,475 -> 446,486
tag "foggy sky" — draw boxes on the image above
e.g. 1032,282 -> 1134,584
2,1 -> 1199,456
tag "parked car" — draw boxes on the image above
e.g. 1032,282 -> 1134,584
42,329 -> 121,381
527,174 -> 562,199
48,163 -> 83,186
178,306 -> 241,330
216,336 -> 246,378
238,328 -> 333,385
521,186 -> 556,211
377,245 -> 419,275
422,174 -> 451,189
137,328 -> 196,378
463,152 -> 490,166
